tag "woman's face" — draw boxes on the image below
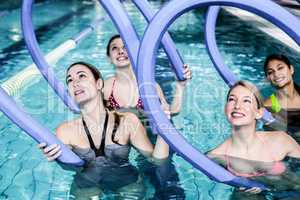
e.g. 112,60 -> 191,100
266,59 -> 294,88
108,38 -> 130,68
225,85 -> 262,127
66,64 -> 102,104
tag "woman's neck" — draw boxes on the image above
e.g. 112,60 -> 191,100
80,94 -> 106,124
231,123 -> 257,149
115,64 -> 136,82
277,81 -> 297,99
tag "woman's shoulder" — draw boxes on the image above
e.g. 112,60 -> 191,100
103,76 -> 116,99
259,131 -> 293,146
104,76 -> 116,88
113,111 -> 139,124
207,137 -> 231,156
55,118 -> 81,140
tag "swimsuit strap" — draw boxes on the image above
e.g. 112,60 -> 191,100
82,111 -> 109,157
108,79 -> 143,110
107,79 -> 121,110
270,93 -> 281,113
111,113 -> 121,145
112,79 -> 116,92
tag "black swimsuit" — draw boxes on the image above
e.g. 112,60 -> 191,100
73,112 -> 138,190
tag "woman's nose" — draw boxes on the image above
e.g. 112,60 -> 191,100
273,69 -> 281,77
118,47 -> 126,55
72,78 -> 80,86
234,100 -> 241,109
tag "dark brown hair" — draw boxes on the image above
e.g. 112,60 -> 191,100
263,54 -> 291,74
106,34 -> 121,57
264,54 -> 300,94
66,61 -> 102,84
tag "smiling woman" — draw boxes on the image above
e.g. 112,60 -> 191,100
263,54 -> 300,143
103,34 -> 192,115
207,80 -> 300,199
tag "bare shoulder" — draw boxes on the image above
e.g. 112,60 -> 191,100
115,112 -> 141,138
261,131 -> 293,145
119,111 -> 140,124
208,138 -> 230,156
103,76 -> 116,99
55,118 -> 80,144
104,76 -> 115,85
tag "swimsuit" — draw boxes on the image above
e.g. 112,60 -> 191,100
107,79 -> 144,110
225,136 -> 286,178
270,93 -> 281,113
73,112 -> 139,190
267,93 -> 300,140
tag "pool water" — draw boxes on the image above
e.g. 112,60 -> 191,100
0,0 -> 300,199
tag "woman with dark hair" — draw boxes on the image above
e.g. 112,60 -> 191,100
103,34 -> 191,115
263,54 -> 300,143
39,62 -> 169,199
103,34 -> 189,199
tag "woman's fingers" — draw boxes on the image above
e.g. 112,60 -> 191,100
47,150 -> 62,161
38,143 -> 61,161
183,64 -> 192,80
244,187 -> 262,194
238,187 -> 246,191
38,142 -> 47,149
164,109 -> 171,119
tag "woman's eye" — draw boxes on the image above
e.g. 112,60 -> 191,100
66,79 -> 72,84
267,71 -> 273,76
111,46 -> 117,51
79,74 -> 86,78
278,66 -> 284,70
244,99 -> 251,103
228,97 -> 235,102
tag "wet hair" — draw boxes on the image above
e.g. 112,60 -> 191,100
106,34 -> 121,57
264,54 -> 300,94
227,80 -> 263,109
66,61 -> 102,83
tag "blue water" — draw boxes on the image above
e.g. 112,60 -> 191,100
0,1 -> 300,199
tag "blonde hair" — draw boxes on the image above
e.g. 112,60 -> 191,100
226,80 -> 263,109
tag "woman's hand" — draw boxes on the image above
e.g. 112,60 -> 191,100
177,64 -> 192,87
238,187 -> 262,194
38,142 -> 62,161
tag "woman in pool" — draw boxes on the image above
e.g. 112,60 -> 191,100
39,62 -> 169,199
103,34 -> 191,116
208,81 -> 300,199
263,54 -> 300,143
103,34 -> 190,199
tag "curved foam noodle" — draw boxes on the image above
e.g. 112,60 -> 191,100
137,0 -> 300,190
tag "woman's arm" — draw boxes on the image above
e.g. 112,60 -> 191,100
155,83 -> 171,118
124,113 -> 169,160
284,133 -> 300,158
170,65 -> 192,115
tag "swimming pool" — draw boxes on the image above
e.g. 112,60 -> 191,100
0,0 -> 300,199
